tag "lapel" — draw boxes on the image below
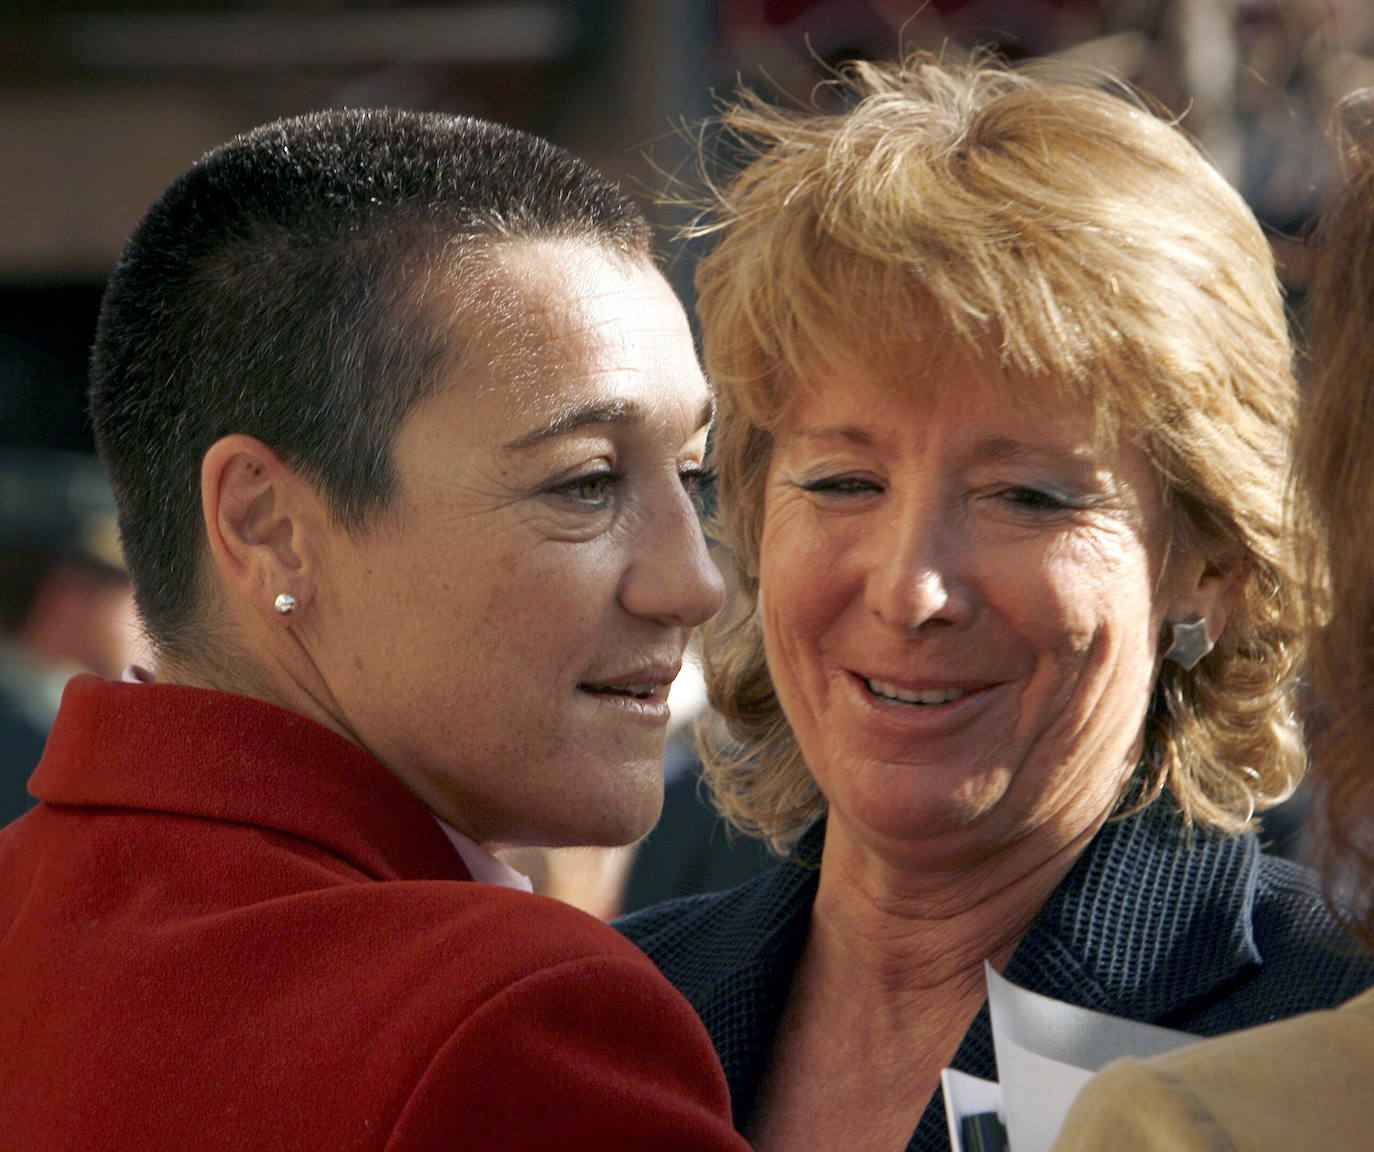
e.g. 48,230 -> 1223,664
30,674 -> 471,883
1007,802 -> 1262,1020
907,803 -> 1263,1150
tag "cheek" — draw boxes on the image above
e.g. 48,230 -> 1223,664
757,506 -> 865,773
758,504 -> 842,670
470,541 -> 625,665
1015,539 -> 1165,779
757,492 -> 855,618
1031,528 -> 1163,653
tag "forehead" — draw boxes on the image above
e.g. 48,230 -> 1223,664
456,239 -> 699,412
397,239 -> 710,467
780,343 -> 1112,449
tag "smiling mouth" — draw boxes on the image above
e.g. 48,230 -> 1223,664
864,678 -> 970,706
579,683 -> 666,701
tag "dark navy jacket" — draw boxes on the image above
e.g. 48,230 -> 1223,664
616,803 -> 1374,1151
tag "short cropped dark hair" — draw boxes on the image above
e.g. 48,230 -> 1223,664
90,108 -> 651,659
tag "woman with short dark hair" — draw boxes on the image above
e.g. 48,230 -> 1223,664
0,109 -> 748,1152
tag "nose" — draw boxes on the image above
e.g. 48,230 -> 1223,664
618,480 -> 726,627
862,503 -> 974,633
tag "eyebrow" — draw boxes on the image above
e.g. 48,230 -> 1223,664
500,396 -> 715,452
792,428 -> 1095,467
793,424 -> 877,447
971,436 -> 1094,467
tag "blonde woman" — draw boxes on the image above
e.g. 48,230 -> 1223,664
616,57 -> 1374,1152
1052,91 -> 1374,1152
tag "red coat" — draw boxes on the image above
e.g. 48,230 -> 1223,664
0,676 -> 750,1151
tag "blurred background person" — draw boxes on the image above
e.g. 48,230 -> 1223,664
1050,87 -> 1374,1152
0,448 -> 135,824
617,55 -> 1374,1152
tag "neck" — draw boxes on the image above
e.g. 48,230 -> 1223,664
807,811 -> 1102,1007
155,632 -> 362,754
747,812 -> 1109,1152
154,626 -> 490,847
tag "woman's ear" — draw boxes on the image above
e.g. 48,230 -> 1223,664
1162,546 -> 1249,660
200,435 -> 320,625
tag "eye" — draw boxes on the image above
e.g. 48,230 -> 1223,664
679,464 -> 717,514
798,474 -> 884,498
548,469 -> 622,509
995,485 -> 1071,512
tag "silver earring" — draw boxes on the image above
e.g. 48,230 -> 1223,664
274,593 -> 298,616
1165,613 -> 1212,670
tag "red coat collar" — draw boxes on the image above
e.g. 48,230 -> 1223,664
31,675 -> 470,883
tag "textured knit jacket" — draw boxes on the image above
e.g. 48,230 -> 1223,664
616,803 -> 1374,1152
0,676 -> 751,1152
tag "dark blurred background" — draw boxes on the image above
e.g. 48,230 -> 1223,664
1,0 -> 1366,894
3,0 -> 1372,456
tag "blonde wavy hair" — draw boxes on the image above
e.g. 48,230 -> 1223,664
695,54 -> 1303,852
1297,91 -> 1374,951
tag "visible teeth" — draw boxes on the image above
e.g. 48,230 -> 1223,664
587,684 -> 657,698
866,679 -> 967,706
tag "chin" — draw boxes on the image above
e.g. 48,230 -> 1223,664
511,785 -> 664,850
839,783 -> 1013,852
574,797 -> 664,848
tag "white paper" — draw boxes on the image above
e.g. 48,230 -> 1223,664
983,962 -> 1201,1152
992,1032 -> 1095,1152
941,1068 -> 1002,1152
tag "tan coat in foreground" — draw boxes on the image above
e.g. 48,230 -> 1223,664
1053,986 -> 1374,1151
